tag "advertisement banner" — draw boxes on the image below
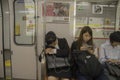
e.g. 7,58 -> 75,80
42,2 -> 70,23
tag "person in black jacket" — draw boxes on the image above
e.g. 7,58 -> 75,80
45,31 -> 71,80
71,26 -> 109,80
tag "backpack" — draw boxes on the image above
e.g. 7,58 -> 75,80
73,50 -> 103,77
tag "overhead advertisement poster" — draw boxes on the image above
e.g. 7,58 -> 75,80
76,17 -> 88,27
42,2 -> 70,23
89,17 -> 104,28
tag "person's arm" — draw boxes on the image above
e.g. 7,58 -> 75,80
71,41 -> 78,78
80,44 -> 94,54
106,59 -> 120,63
87,46 -> 95,54
118,48 -> 120,63
106,48 -> 120,63
71,41 -> 77,52
55,38 -> 70,57
104,46 -> 120,63
70,41 -> 78,64
99,45 -> 106,63
118,50 -> 120,63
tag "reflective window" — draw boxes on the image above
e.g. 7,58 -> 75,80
14,0 -> 35,45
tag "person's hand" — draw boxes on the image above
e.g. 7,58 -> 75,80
106,59 -> 119,63
45,48 -> 53,54
80,46 -> 88,51
87,49 -> 94,54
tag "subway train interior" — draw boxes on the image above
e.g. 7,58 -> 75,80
0,0 -> 120,80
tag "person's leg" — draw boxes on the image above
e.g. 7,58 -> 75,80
77,76 -> 87,80
95,73 -> 109,80
61,78 -> 69,80
76,72 -> 87,80
48,76 -> 59,80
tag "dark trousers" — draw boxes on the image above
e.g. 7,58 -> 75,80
76,71 -> 109,80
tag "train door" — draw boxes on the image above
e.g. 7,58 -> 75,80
0,0 -> 4,79
9,0 -> 38,79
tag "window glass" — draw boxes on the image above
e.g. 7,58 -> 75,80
14,0 -> 35,45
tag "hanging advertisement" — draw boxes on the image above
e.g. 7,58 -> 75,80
89,17 -> 104,28
24,2 -> 35,36
42,2 -> 70,23
15,23 -> 20,36
76,17 -> 88,27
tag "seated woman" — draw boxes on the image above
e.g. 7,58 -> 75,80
45,31 -> 71,80
71,26 -> 109,80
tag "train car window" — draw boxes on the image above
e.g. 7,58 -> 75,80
13,0 -> 35,45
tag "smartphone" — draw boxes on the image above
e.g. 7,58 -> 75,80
87,45 -> 93,49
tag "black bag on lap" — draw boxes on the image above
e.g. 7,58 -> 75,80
105,62 -> 120,77
46,54 -> 70,69
73,50 -> 103,77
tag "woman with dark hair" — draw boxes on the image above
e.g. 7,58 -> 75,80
45,31 -> 71,80
71,26 -> 94,55
71,26 -> 108,80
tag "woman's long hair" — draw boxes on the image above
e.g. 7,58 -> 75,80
77,26 -> 94,49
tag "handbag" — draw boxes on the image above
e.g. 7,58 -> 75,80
105,62 -> 120,77
46,54 -> 70,69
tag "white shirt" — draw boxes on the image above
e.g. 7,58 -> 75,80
99,40 -> 120,63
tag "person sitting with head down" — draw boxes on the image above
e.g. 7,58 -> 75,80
45,31 -> 71,80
